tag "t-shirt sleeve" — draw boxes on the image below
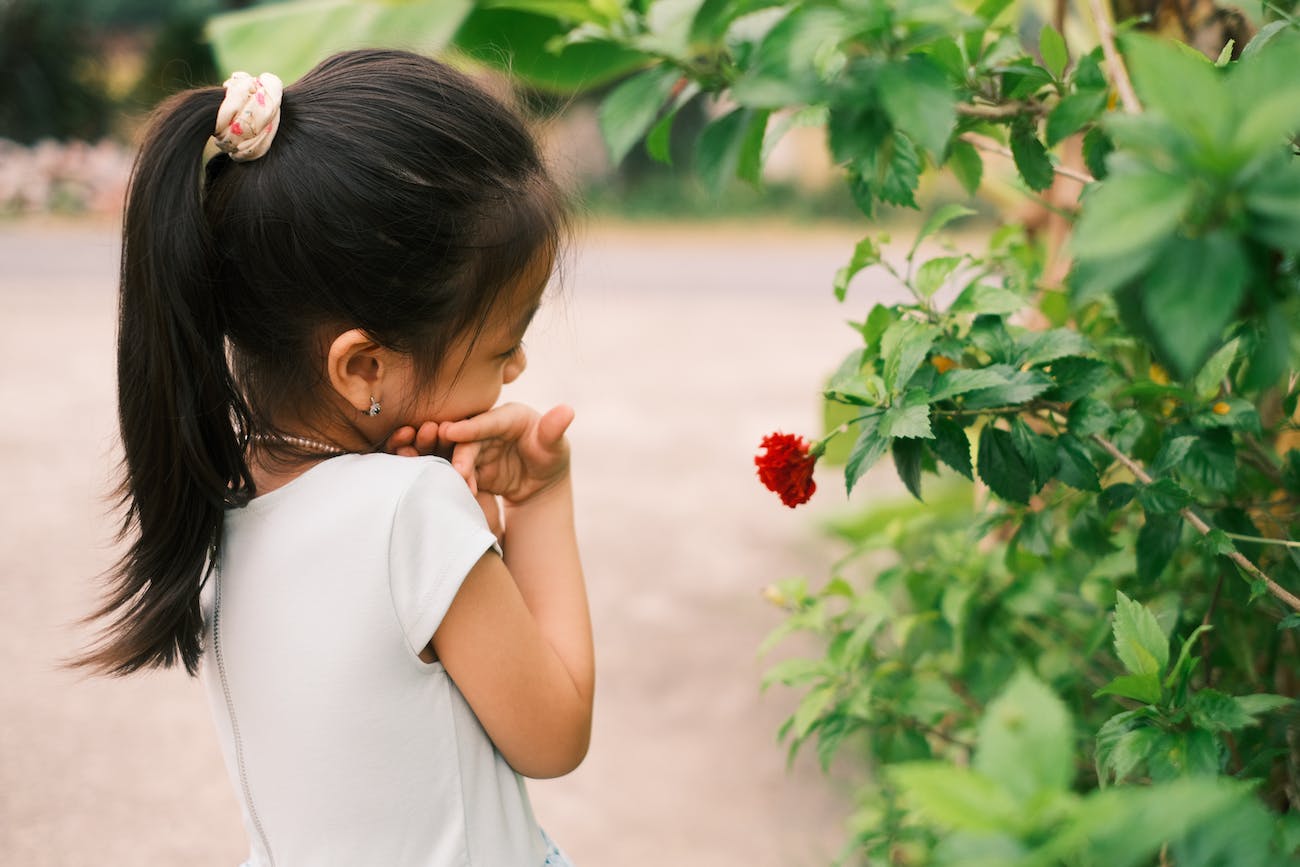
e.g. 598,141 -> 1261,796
388,459 -> 501,658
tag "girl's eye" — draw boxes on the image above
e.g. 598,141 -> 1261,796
498,343 -> 523,361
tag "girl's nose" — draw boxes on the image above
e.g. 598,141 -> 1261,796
503,348 -> 527,384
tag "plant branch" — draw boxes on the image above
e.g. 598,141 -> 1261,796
1224,532 -> 1300,550
956,100 -> 1044,120
1085,0 -> 1142,114
1090,433 -> 1300,612
959,132 -> 1097,184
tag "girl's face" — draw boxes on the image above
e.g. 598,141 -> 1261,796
409,301 -> 536,424
393,258 -> 550,426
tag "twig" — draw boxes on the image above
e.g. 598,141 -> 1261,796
959,132 -> 1097,185
1086,0 -> 1142,114
1224,532 -> 1300,550
956,101 -> 1044,120
1090,433 -> 1300,612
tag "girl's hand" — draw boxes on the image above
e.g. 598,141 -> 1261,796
440,403 -> 573,505
383,422 -> 453,461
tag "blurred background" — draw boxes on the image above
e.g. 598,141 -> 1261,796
0,1 -> 927,863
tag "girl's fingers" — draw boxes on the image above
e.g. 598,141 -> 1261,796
440,403 -> 528,443
384,425 -> 416,454
537,404 -> 574,448
450,440 -> 481,494
414,421 -> 440,454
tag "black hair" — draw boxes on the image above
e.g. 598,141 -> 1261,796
77,49 -> 567,676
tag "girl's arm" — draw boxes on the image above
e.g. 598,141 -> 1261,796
429,405 -> 594,779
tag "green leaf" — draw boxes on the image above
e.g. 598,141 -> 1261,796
696,107 -> 770,195
833,236 -> 882,301
208,0 -> 475,86
978,426 -> 1033,504
1019,328 -> 1094,367
1191,338 -> 1238,400
1043,357 -> 1109,403
791,683 -> 837,739
866,134 -> 922,209
1113,591 -> 1170,678
454,7 -> 648,91
910,204 -> 977,258
599,65 -> 683,166
880,402 -> 934,440
1151,435 -> 1197,477
762,657 -> 826,689
1098,723 -> 1161,782
1011,418 -> 1058,492
1039,24 -> 1068,79
1244,158 -> 1300,253
1235,694 -> 1294,717
846,411 -> 888,494
929,367 -> 1011,402
1001,60 -> 1055,99
962,369 -> 1055,409
915,256 -> 965,298
1096,673 -> 1163,704
880,320 -> 937,395
893,438 -> 926,500
1182,429 -> 1236,493
888,763 -> 1023,832
1082,126 -> 1113,180
644,80 -> 701,166
947,138 -> 984,196
1141,231 -> 1248,381
969,314 -> 1016,363
950,282 -> 1025,315
1122,33 -> 1230,146
1071,170 -> 1193,261
1138,477 -> 1192,514
1100,482 -> 1137,512
1164,623 -> 1213,690
974,670 -> 1074,801
931,417 -> 973,479
1067,396 -> 1116,437
1057,434 -> 1102,492
1046,88 -> 1108,146
966,0 -> 1015,59
1137,513 -> 1184,581
1188,688 -> 1255,732
1010,118 -> 1054,191
878,55 -> 957,159
730,5 -> 848,107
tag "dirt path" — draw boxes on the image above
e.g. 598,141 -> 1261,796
0,220 -> 902,866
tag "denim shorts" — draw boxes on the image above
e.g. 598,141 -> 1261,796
541,827 -> 575,866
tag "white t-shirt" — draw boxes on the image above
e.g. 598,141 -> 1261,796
199,454 -> 545,866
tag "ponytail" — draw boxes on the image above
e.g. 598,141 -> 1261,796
78,88 -> 254,676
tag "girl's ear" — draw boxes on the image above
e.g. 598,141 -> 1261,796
326,328 -> 389,414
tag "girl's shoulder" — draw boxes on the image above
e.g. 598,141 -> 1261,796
235,453 -> 461,517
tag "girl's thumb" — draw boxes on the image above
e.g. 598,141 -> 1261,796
538,405 -> 574,446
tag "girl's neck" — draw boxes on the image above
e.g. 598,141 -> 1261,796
247,431 -> 354,498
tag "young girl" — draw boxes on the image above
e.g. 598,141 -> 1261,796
77,49 -> 592,866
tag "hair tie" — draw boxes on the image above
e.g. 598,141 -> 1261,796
213,72 -> 283,162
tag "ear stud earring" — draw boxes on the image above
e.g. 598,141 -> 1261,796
368,396 -> 382,417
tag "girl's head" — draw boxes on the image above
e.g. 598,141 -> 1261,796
83,49 -> 567,676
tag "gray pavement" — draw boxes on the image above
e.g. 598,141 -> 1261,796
0,219 -> 903,866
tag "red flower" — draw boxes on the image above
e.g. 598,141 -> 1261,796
755,432 -> 819,508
